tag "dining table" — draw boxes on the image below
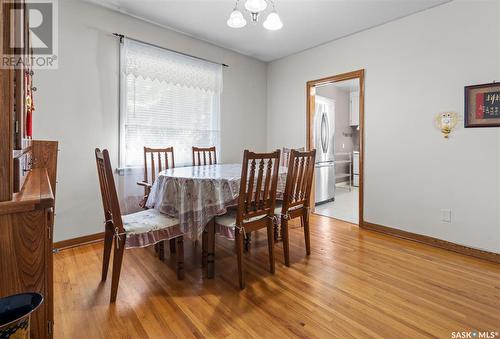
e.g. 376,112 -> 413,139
145,163 -> 288,277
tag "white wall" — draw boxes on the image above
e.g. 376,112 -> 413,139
35,0 -> 500,253
34,0 -> 268,241
267,0 -> 500,253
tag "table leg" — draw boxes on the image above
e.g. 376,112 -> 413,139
244,233 -> 251,252
274,221 -> 280,242
176,236 -> 185,280
207,218 -> 216,278
169,238 -> 176,254
158,241 -> 165,261
202,228 -> 208,268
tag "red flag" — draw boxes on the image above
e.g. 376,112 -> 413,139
25,71 -> 34,138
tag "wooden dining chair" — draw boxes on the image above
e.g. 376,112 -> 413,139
95,148 -> 184,303
278,149 -> 316,266
282,147 -> 305,167
216,149 -> 281,289
137,147 -> 175,208
273,147 -> 306,240
192,146 -> 217,166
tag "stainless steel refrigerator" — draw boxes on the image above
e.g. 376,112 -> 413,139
313,96 -> 335,205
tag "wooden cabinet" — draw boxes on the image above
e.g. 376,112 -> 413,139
1,0 -> 35,199
1,2 -> 57,337
0,142 -> 58,338
349,91 -> 360,126
0,205 -> 54,337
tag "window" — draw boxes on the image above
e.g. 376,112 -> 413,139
119,38 -> 222,168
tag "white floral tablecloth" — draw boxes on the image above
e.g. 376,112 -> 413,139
145,164 -> 287,241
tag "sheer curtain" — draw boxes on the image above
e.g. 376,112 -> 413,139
119,38 -> 223,168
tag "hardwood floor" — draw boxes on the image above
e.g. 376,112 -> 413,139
53,215 -> 500,338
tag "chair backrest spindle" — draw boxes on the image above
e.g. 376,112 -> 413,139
150,152 -> 155,183
282,147 -> 305,168
143,147 -> 175,186
192,146 -> 217,166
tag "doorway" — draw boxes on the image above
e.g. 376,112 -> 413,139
306,70 -> 364,225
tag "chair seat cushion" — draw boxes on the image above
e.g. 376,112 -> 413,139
215,211 -> 268,229
121,209 -> 183,249
122,209 -> 179,234
274,202 -> 304,215
215,211 -> 238,228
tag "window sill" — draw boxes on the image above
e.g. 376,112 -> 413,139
116,166 -> 143,176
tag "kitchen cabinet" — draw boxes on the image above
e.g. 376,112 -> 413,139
349,91 -> 359,126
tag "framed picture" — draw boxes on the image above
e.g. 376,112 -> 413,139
465,82 -> 500,128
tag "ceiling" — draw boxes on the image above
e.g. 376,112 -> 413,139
86,0 -> 449,62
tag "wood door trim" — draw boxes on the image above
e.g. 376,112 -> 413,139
306,69 -> 365,225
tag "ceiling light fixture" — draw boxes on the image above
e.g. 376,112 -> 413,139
244,0 -> 267,13
227,0 -> 283,30
263,11 -> 283,30
227,9 -> 247,28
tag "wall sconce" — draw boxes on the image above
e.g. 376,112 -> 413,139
435,112 -> 458,139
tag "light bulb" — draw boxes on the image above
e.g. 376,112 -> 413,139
227,10 -> 247,28
245,0 -> 267,13
263,11 -> 283,30
250,12 -> 259,22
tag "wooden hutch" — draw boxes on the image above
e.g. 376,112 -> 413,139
0,0 -> 58,338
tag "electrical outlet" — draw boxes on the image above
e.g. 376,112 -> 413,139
441,209 -> 451,223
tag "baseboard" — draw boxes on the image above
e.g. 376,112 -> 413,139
362,221 -> 500,264
53,222 -> 500,264
54,232 -> 104,250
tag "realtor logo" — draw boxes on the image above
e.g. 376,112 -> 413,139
2,0 -> 58,69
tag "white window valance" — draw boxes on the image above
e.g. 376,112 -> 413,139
119,38 -> 222,168
122,38 -> 223,93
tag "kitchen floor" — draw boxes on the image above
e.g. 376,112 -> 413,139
314,184 -> 358,224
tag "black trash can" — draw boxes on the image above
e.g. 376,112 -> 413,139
0,293 -> 43,339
